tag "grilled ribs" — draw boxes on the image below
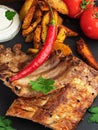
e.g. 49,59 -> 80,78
0,44 -> 98,98
6,77 -> 98,130
0,44 -> 98,130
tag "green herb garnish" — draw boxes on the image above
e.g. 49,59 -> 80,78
5,10 -> 16,20
0,116 -> 15,130
88,106 -> 98,123
30,76 -> 56,94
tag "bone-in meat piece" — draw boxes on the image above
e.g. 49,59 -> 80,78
6,74 -> 98,130
0,44 -> 98,99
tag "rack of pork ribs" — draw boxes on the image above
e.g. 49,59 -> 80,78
0,44 -> 98,130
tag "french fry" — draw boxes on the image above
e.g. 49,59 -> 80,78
56,26 -> 67,43
25,32 -> 34,42
41,11 -> 50,43
33,25 -> 42,43
53,42 -> 72,56
22,17 -> 41,37
22,4 -> 36,30
33,25 -> 42,49
77,39 -> 98,70
57,15 -> 63,25
47,0 -> 68,14
19,0 -> 35,21
34,7 -> 43,19
61,25 -> 78,37
37,0 -> 49,11
34,42 -> 41,49
41,10 -> 60,43
27,48 -> 39,54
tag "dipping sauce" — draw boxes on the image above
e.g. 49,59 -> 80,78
0,5 -> 21,42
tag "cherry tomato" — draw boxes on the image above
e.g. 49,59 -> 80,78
80,7 -> 98,39
63,0 -> 94,18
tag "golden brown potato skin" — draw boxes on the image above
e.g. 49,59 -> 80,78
77,39 -> 98,70
47,0 -> 68,14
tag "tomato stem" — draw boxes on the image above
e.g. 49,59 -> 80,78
96,12 -> 98,18
81,0 -> 92,9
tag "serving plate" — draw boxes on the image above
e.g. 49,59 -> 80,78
0,1 -> 98,130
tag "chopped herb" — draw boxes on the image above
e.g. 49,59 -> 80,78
30,76 -> 56,94
5,10 -> 16,20
88,106 -> 98,123
0,116 -> 15,130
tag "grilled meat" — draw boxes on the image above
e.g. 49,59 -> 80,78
0,44 -> 32,85
6,75 -> 98,130
0,44 -> 98,129
0,44 -> 98,99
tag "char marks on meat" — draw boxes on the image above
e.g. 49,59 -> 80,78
6,79 -> 98,130
0,44 -> 98,99
0,44 -> 98,130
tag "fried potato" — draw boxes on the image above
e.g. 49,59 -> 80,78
41,11 -> 50,43
33,25 -> 42,43
61,25 -> 78,37
33,25 -> 42,49
77,39 -> 98,70
22,4 -> 36,30
41,10 -> 60,43
34,7 -> 43,19
22,17 -> 41,37
27,48 -> 39,54
57,15 -> 63,25
25,32 -> 34,42
56,26 -> 67,43
38,0 -> 49,11
47,0 -> 68,14
53,42 -> 72,56
19,0 -> 35,21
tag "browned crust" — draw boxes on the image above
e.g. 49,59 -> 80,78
6,74 -> 98,130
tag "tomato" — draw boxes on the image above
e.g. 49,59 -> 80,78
80,7 -> 98,39
63,0 -> 94,18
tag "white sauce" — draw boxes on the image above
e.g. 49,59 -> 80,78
0,5 -> 21,42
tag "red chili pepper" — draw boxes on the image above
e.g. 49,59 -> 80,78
10,5 -> 57,82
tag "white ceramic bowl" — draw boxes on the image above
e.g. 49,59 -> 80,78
0,5 -> 21,42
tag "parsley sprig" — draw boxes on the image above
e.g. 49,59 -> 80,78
0,116 -> 15,130
30,76 -> 56,94
88,106 -> 98,123
5,10 -> 16,21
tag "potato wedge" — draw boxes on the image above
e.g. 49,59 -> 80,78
41,10 -> 60,43
77,39 -> 98,70
33,25 -> 42,49
34,7 -> 43,19
56,26 -> 67,43
19,0 -> 35,21
27,48 -> 39,54
38,0 -> 49,11
25,32 -> 34,42
33,25 -> 42,43
57,15 -> 63,25
61,25 -> 78,37
22,17 -> 41,37
22,4 -> 36,30
47,0 -> 68,14
41,11 -> 50,43
53,42 -> 72,56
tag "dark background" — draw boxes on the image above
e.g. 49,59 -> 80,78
0,1 -> 98,130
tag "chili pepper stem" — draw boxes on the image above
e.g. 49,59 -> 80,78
10,1 -> 57,82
